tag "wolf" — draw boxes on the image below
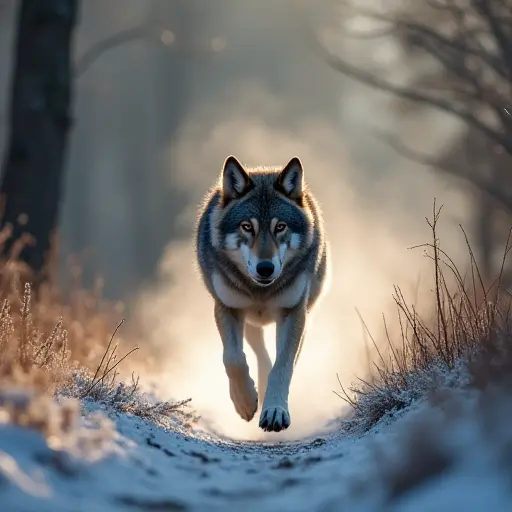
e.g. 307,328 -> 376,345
195,155 -> 329,432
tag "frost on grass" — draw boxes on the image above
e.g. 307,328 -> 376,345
70,366 -> 194,427
344,377 -> 512,510
0,250 -> 196,509
61,319 -> 195,426
0,252 -> 192,440
339,203 -> 512,434
343,282 -> 512,510
340,359 -> 471,433
0,250 -> 122,396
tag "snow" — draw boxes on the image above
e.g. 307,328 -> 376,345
0,404 -> 373,511
1,386 -> 512,511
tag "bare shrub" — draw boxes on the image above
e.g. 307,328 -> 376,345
72,367 -> 195,426
0,222 -> 126,391
0,263 -> 121,394
339,202 -> 512,432
0,232 -> 192,433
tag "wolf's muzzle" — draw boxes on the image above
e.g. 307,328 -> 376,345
256,260 -> 275,279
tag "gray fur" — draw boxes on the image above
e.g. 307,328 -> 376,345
195,156 -> 330,432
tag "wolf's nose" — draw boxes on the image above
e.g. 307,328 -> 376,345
256,261 -> 275,279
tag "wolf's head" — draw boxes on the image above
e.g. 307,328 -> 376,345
211,155 -> 314,286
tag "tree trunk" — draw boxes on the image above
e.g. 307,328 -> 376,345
0,0 -> 79,277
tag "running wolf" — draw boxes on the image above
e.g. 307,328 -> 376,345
195,155 -> 329,432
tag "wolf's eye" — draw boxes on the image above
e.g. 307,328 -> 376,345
240,222 -> 253,233
275,222 -> 287,233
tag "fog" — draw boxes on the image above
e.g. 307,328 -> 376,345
1,1 -> 474,440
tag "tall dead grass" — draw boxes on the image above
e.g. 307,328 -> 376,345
0,227 -> 127,391
339,202 -> 512,432
0,227 -> 192,435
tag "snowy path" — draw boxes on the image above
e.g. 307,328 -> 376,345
2,397 -> 511,511
0,405 -> 381,512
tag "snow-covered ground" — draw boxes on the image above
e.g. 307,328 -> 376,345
1,386 -> 512,512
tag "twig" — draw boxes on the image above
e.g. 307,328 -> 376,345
75,26 -> 149,78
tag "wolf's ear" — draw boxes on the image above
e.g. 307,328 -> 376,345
277,157 -> 304,199
222,156 -> 252,204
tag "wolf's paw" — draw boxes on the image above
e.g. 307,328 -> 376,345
259,406 -> 290,432
229,377 -> 258,422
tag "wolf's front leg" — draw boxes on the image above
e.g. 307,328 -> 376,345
259,304 -> 307,432
214,301 -> 258,421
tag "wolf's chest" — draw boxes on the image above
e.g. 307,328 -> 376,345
211,272 -> 308,325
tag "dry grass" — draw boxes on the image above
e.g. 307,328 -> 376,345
0,258 -> 121,394
341,203 -> 512,505
339,201 -> 512,432
0,229 -> 192,436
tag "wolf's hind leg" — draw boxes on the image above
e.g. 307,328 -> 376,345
244,323 -> 272,407
214,301 -> 258,421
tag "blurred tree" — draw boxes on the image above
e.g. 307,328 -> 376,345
64,0 -> 219,298
0,0 -> 79,280
307,0 -> 512,280
312,0 -> 512,167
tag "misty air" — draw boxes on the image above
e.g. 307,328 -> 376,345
0,1 -> 511,510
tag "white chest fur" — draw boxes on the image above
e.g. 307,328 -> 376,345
212,272 -> 253,309
212,272 -> 309,313
266,273 -> 309,309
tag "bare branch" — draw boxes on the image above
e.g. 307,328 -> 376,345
319,45 -> 511,152
473,0 -> 512,75
426,0 -> 468,16
342,4 -> 508,79
302,1 -> 512,155
374,130 -> 512,211
75,26 -> 149,78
